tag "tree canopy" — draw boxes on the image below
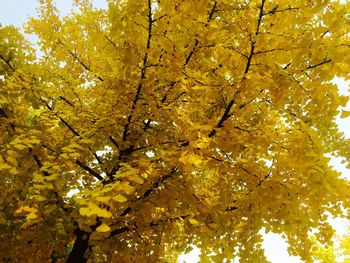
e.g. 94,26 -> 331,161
0,0 -> 350,262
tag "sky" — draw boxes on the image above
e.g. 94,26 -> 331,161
0,1 -> 349,262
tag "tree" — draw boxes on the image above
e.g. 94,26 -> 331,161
0,0 -> 350,262
310,231 -> 350,263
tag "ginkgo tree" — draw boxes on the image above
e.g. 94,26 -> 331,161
310,230 -> 350,262
0,0 -> 350,262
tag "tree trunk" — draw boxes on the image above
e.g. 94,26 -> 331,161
66,229 -> 90,263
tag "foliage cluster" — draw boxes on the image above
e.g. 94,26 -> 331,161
0,0 -> 350,262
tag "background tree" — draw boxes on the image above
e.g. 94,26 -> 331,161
0,0 -> 350,262
310,231 -> 350,263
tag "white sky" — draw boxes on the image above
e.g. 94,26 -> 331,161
0,1 -> 349,262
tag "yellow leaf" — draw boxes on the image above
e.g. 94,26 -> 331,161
15,206 -> 38,214
61,153 -> 69,159
9,167 -> 18,174
189,218 -> 199,225
70,152 -> 81,158
191,134 -> 210,149
235,222 -> 247,228
340,110 -> 350,118
79,207 -> 92,217
179,152 -> 203,167
7,150 -> 18,157
13,144 -> 27,150
128,175 -> 144,184
45,174 -> 58,181
97,208 -> 112,218
70,143 -> 84,150
26,213 -> 38,220
192,85 -> 208,90
21,221 -> 35,230
96,196 -> 111,203
339,95 -> 349,107
0,163 -> 12,170
33,195 -> 46,201
35,183 -> 54,190
80,138 -> 94,144
96,223 -> 111,232
6,156 -> 17,165
113,194 -> 127,203
122,183 -> 135,195
27,139 -> 41,144
79,203 -> 112,218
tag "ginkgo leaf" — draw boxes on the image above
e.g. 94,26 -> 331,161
9,167 -> 17,174
79,207 -> 92,217
26,213 -> 38,220
339,95 -> 348,107
79,203 -> 112,218
122,183 -> 135,195
340,110 -> 350,118
235,222 -> 247,228
6,156 -> 17,165
13,144 -> 27,150
60,153 -> 69,159
113,194 -> 127,203
45,174 -> 58,181
97,209 -> 112,218
96,223 -> 111,232
80,138 -> 95,144
190,134 -> 211,149
2,0 -> 350,262
15,206 -> 38,214
0,163 -> 12,170
33,195 -> 46,201
128,175 -> 144,184
189,218 -> 199,225
70,153 -> 81,158
96,196 -> 111,203
27,139 -> 41,144
69,143 -> 84,149
179,153 -> 203,167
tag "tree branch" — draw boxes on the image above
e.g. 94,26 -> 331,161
109,226 -> 129,238
208,0 -> 266,137
76,160 -> 103,181
58,39 -> 104,82
119,166 -> 179,217
183,1 -> 217,67
0,54 -> 15,71
305,59 -> 331,70
121,0 -> 154,142
243,0 -> 266,75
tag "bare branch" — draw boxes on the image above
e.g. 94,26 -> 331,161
58,39 -> 104,82
305,59 -> 331,70
121,0 -> 154,142
0,54 -> 15,71
262,6 -> 299,16
76,160 -> 103,181
254,48 -> 285,55
183,1 -> 218,67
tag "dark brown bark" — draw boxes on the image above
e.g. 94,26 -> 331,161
66,229 -> 90,263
